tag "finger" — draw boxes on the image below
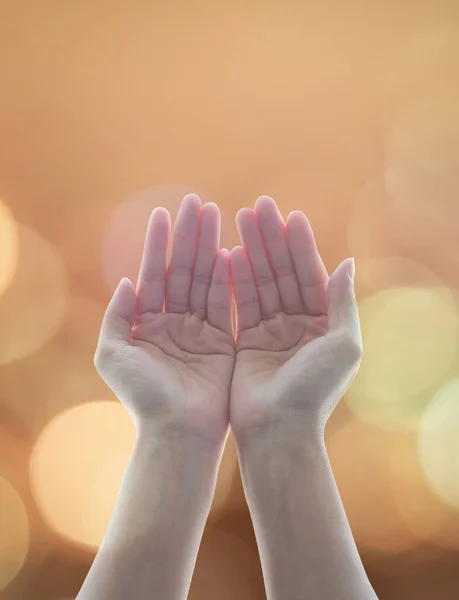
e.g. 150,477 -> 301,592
327,258 -> 360,331
254,196 -> 304,314
189,202 -> 220,318
236,207 -> 281,319
97,278 -> 136,348
286,211 -> 329,316
165,194 -> 201,313
207,248 -> 232,335
230,245 -> 261,334
136,207 -> 171,314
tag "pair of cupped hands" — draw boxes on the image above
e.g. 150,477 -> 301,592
95,194 -> 362,450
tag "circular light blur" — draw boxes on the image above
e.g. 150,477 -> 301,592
0,477 -> 29,591
418,378 -> 459,509
355,257 -> 444,299
30,401 -> 135,549
345,286 -> 459,430
100,185 -> 206,292
0,199 -> 19,298
0,225 -> 68,365
328,419 -> 421,553
385,167 -> 459,282
389,434 -> 453,543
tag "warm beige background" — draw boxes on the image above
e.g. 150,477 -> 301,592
1,1 -> 459,598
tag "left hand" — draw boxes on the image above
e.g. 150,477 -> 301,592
95,194 -> 235,448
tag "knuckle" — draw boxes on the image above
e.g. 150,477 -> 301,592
94,342 -> 118,371
345,333 -> 363,362
333,329 -> 363,362
254,272 -> 274,288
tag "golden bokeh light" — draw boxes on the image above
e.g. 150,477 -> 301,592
0,198 -> 19,297
418,378 -> 459,510
354,256 -> 444,298
0,476 -> 29,591
0,225 -> 68,365
0,296 -> 108,437
385,167 -> 459,272
388,435 -> 454,544
328,419 -> 422,553
30,401 -> 135,549
345,286 -> 459,430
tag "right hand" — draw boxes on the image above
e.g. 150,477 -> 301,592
229,196 -> 362,443
95,194 -> 235,448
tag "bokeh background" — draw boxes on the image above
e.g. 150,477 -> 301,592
1,1 -> 459,598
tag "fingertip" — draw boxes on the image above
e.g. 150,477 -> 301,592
345,257 -> 355,280
236,207 -> 255,226
229,245 -> 246,262
151,206 -> 171,226
109,277 -> 137,321
202,201 -> 220,213
254,195 -> 276,211
183,193 -> 202,207
286,210 -> 307,226
118,277 -> 135,292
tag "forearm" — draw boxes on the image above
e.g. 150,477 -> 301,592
235,423 -> 378,600
77,423 -> 224,600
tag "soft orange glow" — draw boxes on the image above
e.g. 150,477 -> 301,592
210,432 -> 239,515
189,527 -> 263,600
0,476 -> 29,591
328,419 -> 423,553
1,1 -> 459,597
0,225 -> 68,365
0,198 -> 18,297
30,401 -> 135,549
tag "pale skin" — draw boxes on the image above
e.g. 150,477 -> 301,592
76,194 -> 378,600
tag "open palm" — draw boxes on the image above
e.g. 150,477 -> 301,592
95,194 -> 235,447
229,196 -> 361,441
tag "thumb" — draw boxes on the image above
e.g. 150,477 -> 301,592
327,258 -> 361,341
98,277 -> 137,346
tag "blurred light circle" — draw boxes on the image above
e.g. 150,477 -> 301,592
30,401 -> 135,549
100,185 -> 206,292
389,435 -> 453,543
345,286 -> 459,429
328,419 -> 421,553
0,199 -> 19,297
384,167 -> 459,278
0,477 -> 29,591
0,225 -> 68,364
418,378 -> 459,509
355,257 -> 444,298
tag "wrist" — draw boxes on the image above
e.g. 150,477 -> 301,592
136,418 -> 225,465
233,419 -> 325,458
